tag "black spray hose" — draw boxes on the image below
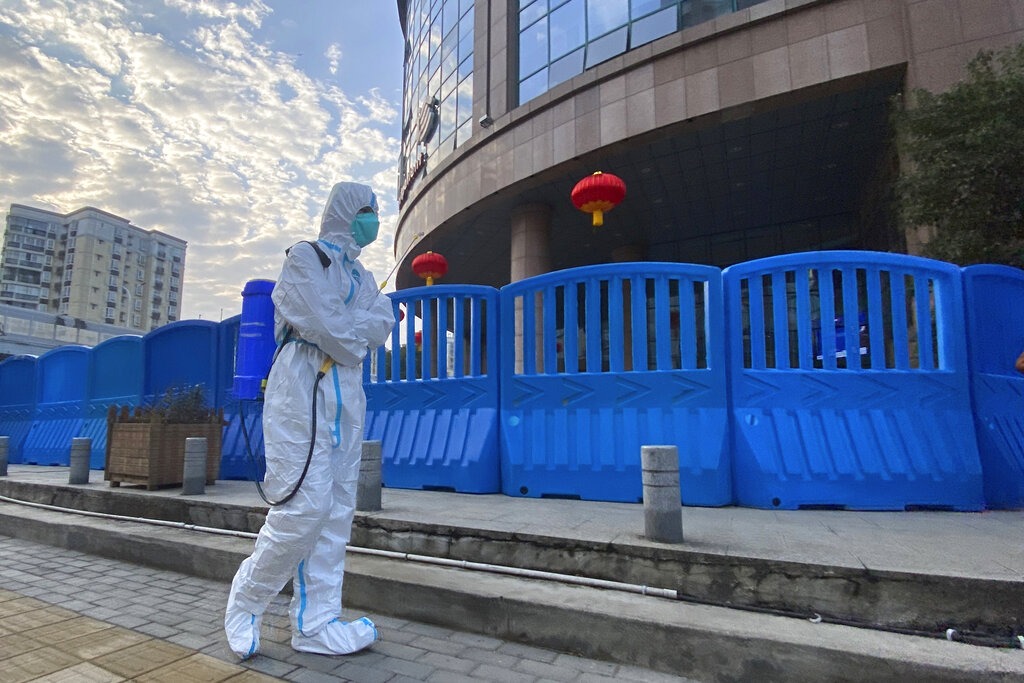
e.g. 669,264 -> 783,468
240,358 -> 332,507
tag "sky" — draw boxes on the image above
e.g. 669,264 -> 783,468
0,0 -> 406,322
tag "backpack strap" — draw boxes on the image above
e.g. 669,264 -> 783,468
286,240 -> 331,269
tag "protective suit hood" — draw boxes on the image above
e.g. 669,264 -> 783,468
319,182 -> 378,259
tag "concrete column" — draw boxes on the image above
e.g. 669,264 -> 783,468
182,437 -> 207,495
0,436 -> 8,477
357,440 -> 383,512
641,445 -> 683,543
68,438 -> 91,485
511,203 -> 551,374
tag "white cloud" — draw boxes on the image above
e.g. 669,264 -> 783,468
0,0 -> 401,323
325,42 -> 341,75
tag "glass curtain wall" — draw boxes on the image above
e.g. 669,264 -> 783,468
518,0 -> 769,105
400,0 -> 475,200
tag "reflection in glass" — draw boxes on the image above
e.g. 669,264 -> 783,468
681,0 -> 732,29
549,48 -> 585,87
585,26 -> 627,68
519,17 -> 548,79
438,96 -> 456,142
458,53 -> 473,81
631,6 -> 677,46
587,0 -> 629,38
631,0 -> 675,18
457,119 -> 472,147
521,0 -> 547,29
549,0 -> 585,60
443,0 -> 459,36
519,68 -> 549,103
400,0 -> 475,190
457,77 -> 473,126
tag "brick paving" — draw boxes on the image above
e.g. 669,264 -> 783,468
0,537 -> 694,682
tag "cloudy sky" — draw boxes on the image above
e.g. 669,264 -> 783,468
0,0 -> 405,322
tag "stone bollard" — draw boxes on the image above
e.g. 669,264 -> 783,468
68,437 -> 92,485
357,440 -> 382,512
0,436 -> 8,476
641,445 -> 683,543
182,437 -> 207,496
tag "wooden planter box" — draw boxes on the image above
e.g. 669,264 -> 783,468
104,405 -> 223,490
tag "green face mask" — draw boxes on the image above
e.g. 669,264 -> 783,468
351,212 -> 380,247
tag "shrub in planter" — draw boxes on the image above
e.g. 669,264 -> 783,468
104,385 -> 224,490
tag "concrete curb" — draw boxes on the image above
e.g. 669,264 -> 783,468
2,501 -> 1022,682
2,478 -> 1021,639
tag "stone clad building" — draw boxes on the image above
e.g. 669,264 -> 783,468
393,0 -> 1024,289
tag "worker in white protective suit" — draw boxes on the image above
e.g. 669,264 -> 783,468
225,182 -> 395,659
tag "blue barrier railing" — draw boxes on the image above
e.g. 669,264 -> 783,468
0,355 -> 37,464
81,335 -> 143,469
962,265 -> 1024,508
2,254 -> 1021,510
364,285 -> 501,493
219,315 -> 259,480
723,252 -> 984,510
22,345 -> 90,466
499,263 -> 731,505
142,320 -> 220,407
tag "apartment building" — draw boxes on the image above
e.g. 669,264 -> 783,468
1,204 -> 186,332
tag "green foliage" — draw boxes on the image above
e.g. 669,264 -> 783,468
894,43 -> 1024,267
150,384 -> 210,423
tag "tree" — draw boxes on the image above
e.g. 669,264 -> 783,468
894,43 -> 1024,267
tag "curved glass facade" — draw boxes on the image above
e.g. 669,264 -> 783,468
518,0 -> 770,105
400,0 -> 474,203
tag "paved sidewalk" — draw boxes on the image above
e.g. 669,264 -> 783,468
0,536 -> 694,683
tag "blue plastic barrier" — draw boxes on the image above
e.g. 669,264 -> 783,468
80,335 -> 143,469
219,314 -> 258,480
0,355 -> 37,464
364,285 -> 501,493
22,346 -> 90,466
499,263 -> 731,505
962,264 -> 1024,509
724,251 -> 983,510
142,320 -> 220,408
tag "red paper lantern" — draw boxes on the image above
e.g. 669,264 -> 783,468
411,251 -> 448,286
571,171 -> 626,227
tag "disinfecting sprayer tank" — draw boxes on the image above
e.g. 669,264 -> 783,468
233,279 -> 277,400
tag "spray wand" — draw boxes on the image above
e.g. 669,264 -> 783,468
379,232 -> 424,290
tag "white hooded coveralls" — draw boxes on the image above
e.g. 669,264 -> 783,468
225,182 -> 395,658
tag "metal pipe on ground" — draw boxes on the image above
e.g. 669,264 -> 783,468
68,438 -> 91,485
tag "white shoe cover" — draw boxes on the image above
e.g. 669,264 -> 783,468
291,617 -> 378,655
224,604 -> 262,660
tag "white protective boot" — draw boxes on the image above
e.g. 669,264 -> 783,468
291,617 -> 378,655
224,599 -> 262,660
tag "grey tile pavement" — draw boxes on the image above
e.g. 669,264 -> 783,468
0,536 -> 699,682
